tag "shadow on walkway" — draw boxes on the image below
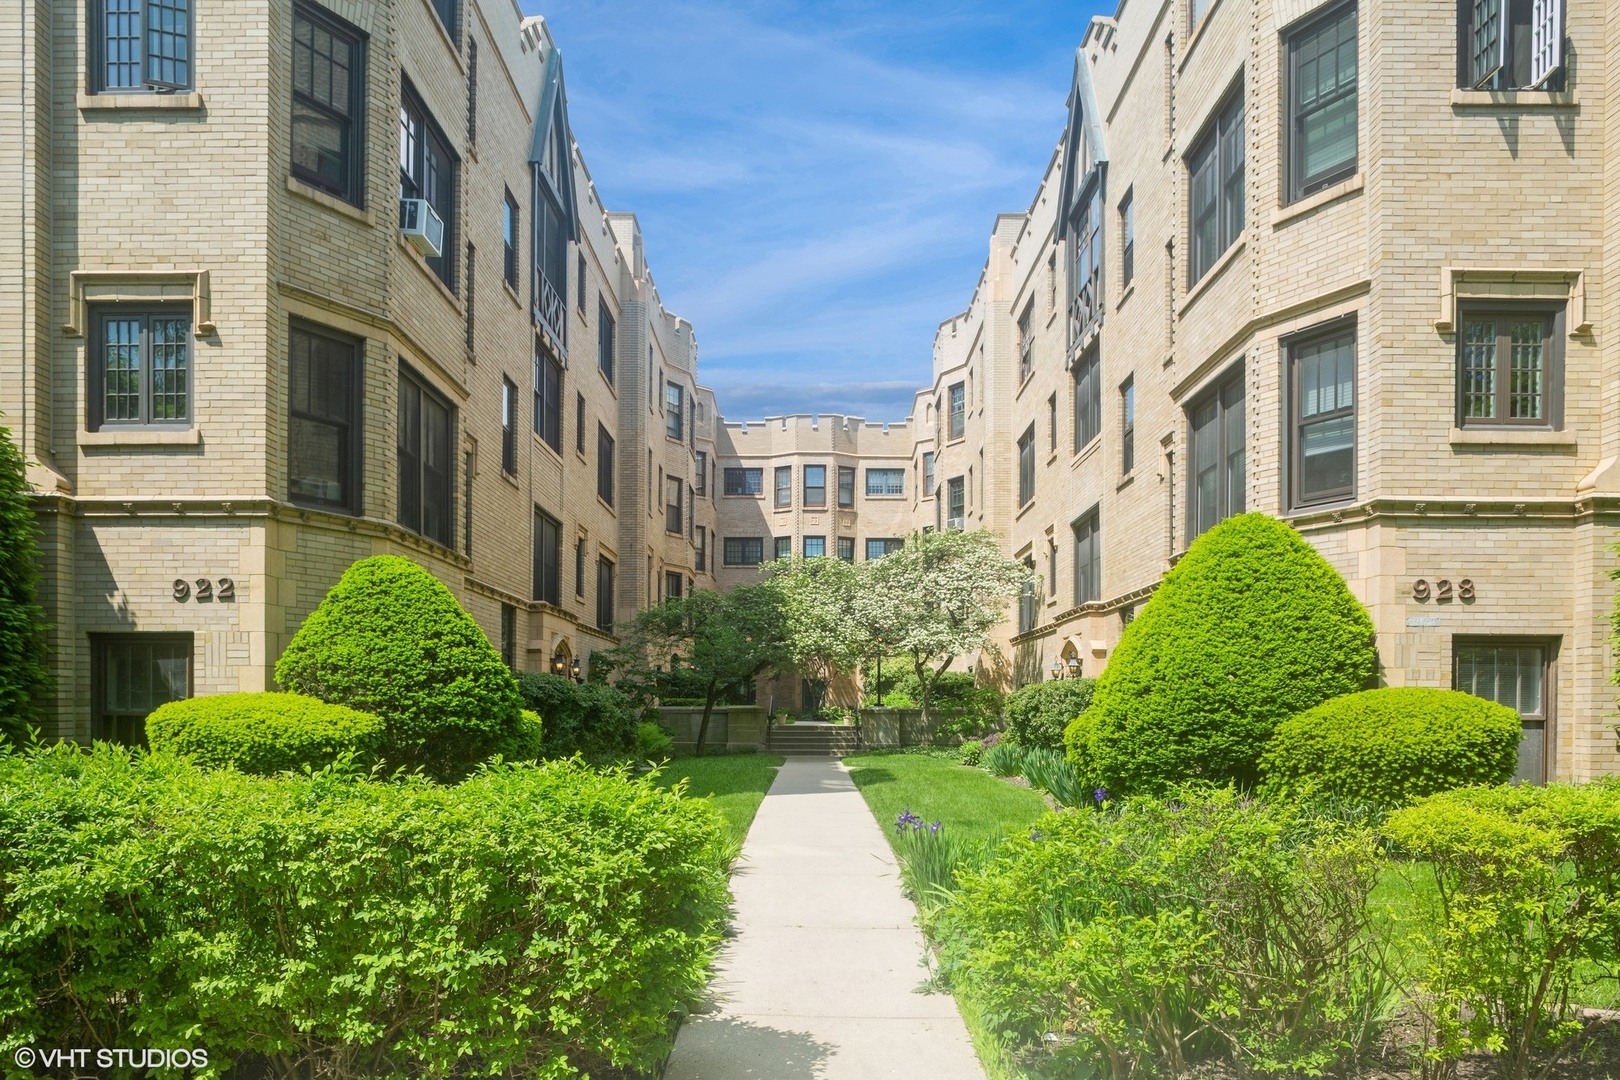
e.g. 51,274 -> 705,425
665,1016 -> 835,1080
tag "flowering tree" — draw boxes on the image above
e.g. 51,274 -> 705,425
768,556 -> 862,710
855,529 -> 1032,726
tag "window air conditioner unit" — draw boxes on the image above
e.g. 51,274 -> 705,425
399,198 -> 444,259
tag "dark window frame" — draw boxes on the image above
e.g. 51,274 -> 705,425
1186,366 -> 1246,542
1119,189 -> 1135,288
596,556 -> 615,630
695,526 -> 707,572
1018,301 -> 1034,383
922,451 -> 935,497
865,468 -> 904,497
1287,1 -> 1359,202
429,0 -> 458,45
533,506 -> 561,606
836,537 -> 855,562
774,466 -> 792,508
1452,635 -> 1556,785
1018,425 -> 1036,506
1457,0 -> 1566,91
866,538 -> 903,560
287,318 -> 362,513
1017,557 -> 1038,634
774,536 -> 792,561
499,602 -> 516,671
575,392 -> 586,453
948,382 -> 966,439
91,632 -> 193,746
533,340 -> 563,452
695,451 -> 708,495
89,304 -> 193,430
596,423 -> 614,506
397,363 -> 456,548
1073,343 -> 1102,451
1455,302 -> 1565,430
92,0 -> 194,94
575,537 -> 586,596
1073,508 -> 1101,606
803,464 -> 826,508
837,466 -> 856,508
666,381 -> 684,441
501,375 -> 518,474
290,2 -> 365,205
1288,320 -> 1358,508
802,535 -> 826,559
725,467 -> 763,497
665,475 -> 683,535
946,476 -> 965,529
503,189 -> 520,288
1188,85 -> 1245,286
723,537 -> 765,567
1121,376 -> 1136,475
399,81 -> 459,289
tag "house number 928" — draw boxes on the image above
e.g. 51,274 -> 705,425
1412,578 -> 1473,602
173,577 -> 235,602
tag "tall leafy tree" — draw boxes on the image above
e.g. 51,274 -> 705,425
608,583 -> 791,754
856,529 -> 1030,727
0,425 -> 49,743
769,556 -> 862,711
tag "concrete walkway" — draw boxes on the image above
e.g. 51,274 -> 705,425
666,757 -> 986,1080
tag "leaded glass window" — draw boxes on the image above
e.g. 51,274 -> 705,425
292,4 -> 363,204
92,308 -> 191,428
1458,310 -> 1558,427
94,0 -> 192,93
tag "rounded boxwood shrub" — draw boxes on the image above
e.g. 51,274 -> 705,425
145,692 -> 385,775
1089,514 -> 1378,795
1004,678 -> 1096,749
518,671 -> 641,763
275,555 -> 525,780
492,710 -> 545,763
1260,687 -> 1520,806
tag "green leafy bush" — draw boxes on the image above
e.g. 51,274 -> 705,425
144,692 -> 384,775
1020,746 -> 1086,807
936,788 -> 1391,1078
0,742 -> 730,1078
893,670 -> 1001,725
958,740 -> 983,767
275,555 -> 525,780
637,721 -> 674,762
891,810 -> 994,917
518,672 -> 642,763
1384,784 -> 1620,1079
1261,688 -> 1520,806
982,739 -> 1026,778
492,709 -> 545,762
0,424 -> 49,744
1003,678 -> 1096,750
1088,514 -> 1377,794
1063,712 -> 1102,792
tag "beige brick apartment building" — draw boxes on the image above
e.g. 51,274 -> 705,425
2,0 -> 716,741
886,0 -> 1620,784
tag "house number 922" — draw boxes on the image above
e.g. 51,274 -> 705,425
173,577 -> 235,602
1412,578 -> 1473,602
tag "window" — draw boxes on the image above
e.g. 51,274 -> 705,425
596,556 -> 615,630
837,537 -> 855,562
501,376 -> 518,474
1068,185 -> 1104,344
1191,0 -> 1213,27
665,476 -> 683,534
1049,394 -> 1058,451
575,392 -> 586,453
865,468 -> 904,497
288,321 -> 359,511
946,476 -> 965,530
91,306 -> 191,429
575,537 -> 586,596
1189,88 -> 1245,285
1018,302 -> 1034,383
400,85 -> 457,288
666,382 -> 684,440
803,465 -> 826,508
91,633 -> 191,746
291,4 -> 362,204
922,452 -> 935,496
1457,307 -> 1562,428
1073,344 -> 1101,450
724,537 -> 764,566
577,252 -> 587,311
948,383 -> 965,439
724,467 -> 763,496
1290,326 -> 1356,506
1460,0 -> 1564,90
695,527 -> 707,572
866,538 -> 903,560
1187,368 -> 1245,541
803,536 -> 826,559
774,466 -> 792,507
596,424 -> 614,505
463,446 -> 474,555
430,0 -> 457,42
1288,3 -> 1358,201
1073,510 -> 1100,605
837,466 -> 856,508
1121,378 -> 1135,475
503,190 -> 520,288
1048,537 -> 1058,598
695,451 -> 708,495
774,536 -> 792,561
398,366 -> 454,547
1018,426 -> 1036,506
1120,191 -> 1135,288
1455,640 -> 1551,784
499,603 -> 516,671
94,0 -> 192,93
664,571 -> 683,601
533,343 -> 562,452
1018,559 -> 1038,633
597,301 -> 615,382
1047,254 -> 1057,314
533,508 -> 561,606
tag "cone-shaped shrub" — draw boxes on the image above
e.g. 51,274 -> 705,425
1089,513 -> 1377,794
1260,687 -> 1520,806
0,425 -> 49,744
275,555 -> 523,780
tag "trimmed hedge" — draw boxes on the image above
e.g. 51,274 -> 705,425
145,692 -> 385,776
1004,678 -> 1096,750
0,742 -> 730,1078
493,709 -> 545,763
518,672 -> 641,763
1261,688 -> 1520,806
1062,711 -> 1101,792
275,555 -> 525,780
1088,514 -> 1377,794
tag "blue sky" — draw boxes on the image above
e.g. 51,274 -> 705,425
521,1 -> 1110,423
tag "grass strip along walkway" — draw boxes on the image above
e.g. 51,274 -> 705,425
844,751 -> 1048,847
654,753 -> 785,847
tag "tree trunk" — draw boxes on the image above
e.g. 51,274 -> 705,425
695,685 -> 720,756
913,657 -> 931,734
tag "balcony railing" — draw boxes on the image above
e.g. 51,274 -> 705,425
535,273 -> 567,354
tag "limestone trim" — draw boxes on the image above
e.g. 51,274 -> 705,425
65,270 -> 214,337
1449,88 -> 1579,108
1434,267 -> 1590,336
1271,173 -> 1363,228
78,428 -> 202,448
1448,427 -> 1577,448
1012,580 -> 1161,646
286,176 -> 373,225
77,91 -> 204,111
277,280 -> 470,401
1178,239 -> 1246,316
1286,497 -> 1599,532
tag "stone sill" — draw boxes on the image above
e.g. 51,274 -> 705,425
286,176 -> 372,225
78,90 -> 204,111
80,428 -> 200,447
1450,88 -> 1578,108
1449,427 -> 1575,447
1179,239 -> 1246,316
1273,174 -> 1364,228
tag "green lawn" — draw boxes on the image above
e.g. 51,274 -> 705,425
844,751 -> 1049,848
653,754 -> 785,847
